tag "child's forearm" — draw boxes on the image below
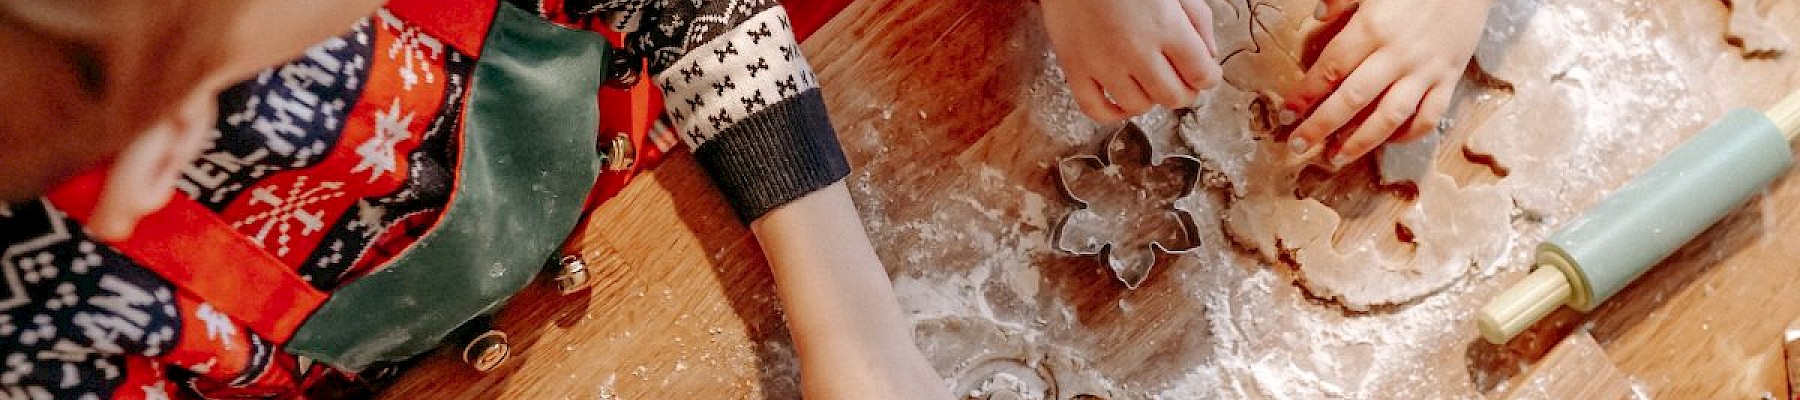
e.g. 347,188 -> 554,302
750,180 -> 949,399
752,182 -> 908,354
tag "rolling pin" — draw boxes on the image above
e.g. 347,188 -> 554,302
1478,90 -> 1800,344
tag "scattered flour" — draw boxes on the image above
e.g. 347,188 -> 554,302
843,0 -> 1748,397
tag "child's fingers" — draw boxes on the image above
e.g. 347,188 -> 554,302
1104,75 -> 1156,118
1316,0 -> 1361,21
1395,81 -> 1454,142
1289,52 -> 1402,154
1138,61 -> 1197,109
1328,78 -> 1427,167
1180,0 -> 1220,56
1165,44 -> 1221,93
1071,76 -> 1128,122
1287,25 -> 1378,112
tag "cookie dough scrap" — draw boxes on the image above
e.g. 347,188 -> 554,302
1725,0 -> 1791,57
1218,0 -> 1313,92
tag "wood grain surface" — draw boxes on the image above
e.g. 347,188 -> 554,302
1501,332 -> 1635,400
381,0 -> 1800,398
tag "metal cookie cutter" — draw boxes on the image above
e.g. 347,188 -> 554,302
1052,123 -> 1203,289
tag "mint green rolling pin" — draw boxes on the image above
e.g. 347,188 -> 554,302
1478,91 -> 1800,344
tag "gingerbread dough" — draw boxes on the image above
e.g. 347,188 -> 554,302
1204,135 -> 1512,309
1164,0 -> 1517,309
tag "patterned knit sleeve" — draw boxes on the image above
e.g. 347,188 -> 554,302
544,0 -> 851,222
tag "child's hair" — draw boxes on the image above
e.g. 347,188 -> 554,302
0,1 -> 246,201
3,2 -> 242,109
0,1 -> 383,202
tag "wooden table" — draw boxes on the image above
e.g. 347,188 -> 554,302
383,0 -> 1800,398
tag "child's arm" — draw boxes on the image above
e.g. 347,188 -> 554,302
536,0 -> 949,396
1039,0 -> 1222,122
752,181 -> 951,399
1285,0 -> 1495,168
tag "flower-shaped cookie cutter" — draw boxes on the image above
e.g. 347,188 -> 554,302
1052,123 -> 1203,289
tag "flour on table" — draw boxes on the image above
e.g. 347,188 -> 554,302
1467,0 -> 1721,224
827,0 -> 1765,397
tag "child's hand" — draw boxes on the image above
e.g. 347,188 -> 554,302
1041,0 -> 1223,122
1285,0 -> 1492,168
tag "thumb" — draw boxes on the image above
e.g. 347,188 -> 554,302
89,92 -> 213,241
90,124 -> 180,241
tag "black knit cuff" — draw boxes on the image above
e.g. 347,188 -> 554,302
693,88 -> 850,223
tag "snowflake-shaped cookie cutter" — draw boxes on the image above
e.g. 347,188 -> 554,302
1052,123 -> 1203,289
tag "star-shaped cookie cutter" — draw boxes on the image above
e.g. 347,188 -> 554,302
1051,123 -> 1204,289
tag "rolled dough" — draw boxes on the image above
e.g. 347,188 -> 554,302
1173,0 -> 1518,309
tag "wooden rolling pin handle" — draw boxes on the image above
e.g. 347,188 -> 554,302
1478,267 -> 1573,344
1771,90 -> 1800,141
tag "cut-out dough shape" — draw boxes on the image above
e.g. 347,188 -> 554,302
1218,0 -> 1311,93
1725,0 -> 1791,57
1209,0 -> 1255,67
